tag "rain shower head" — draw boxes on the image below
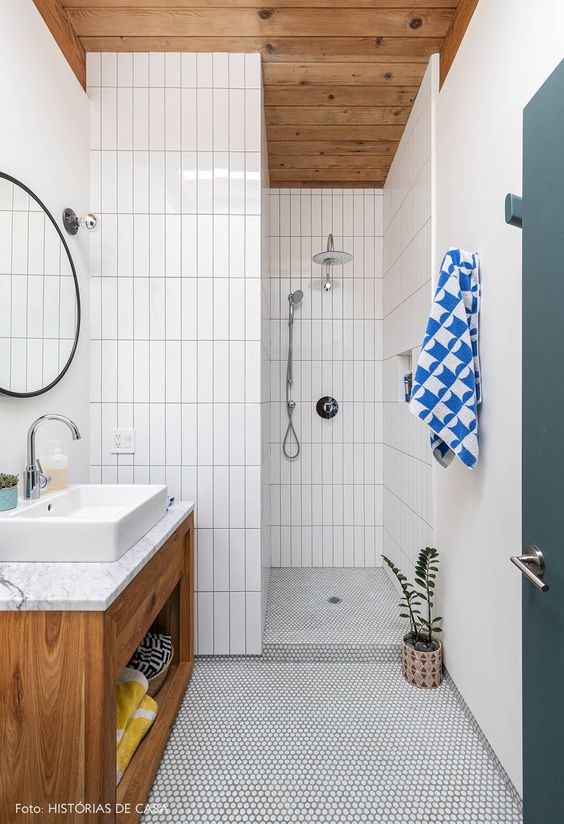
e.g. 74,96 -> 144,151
312,234 -> 352,291
312,249 -> 353,266
312,234 -> 353,267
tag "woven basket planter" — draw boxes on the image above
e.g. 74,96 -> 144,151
402,638 -> 443,688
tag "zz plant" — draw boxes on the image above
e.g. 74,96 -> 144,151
382,547 -> 443,651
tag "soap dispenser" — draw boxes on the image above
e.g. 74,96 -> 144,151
45,439 -> 69,490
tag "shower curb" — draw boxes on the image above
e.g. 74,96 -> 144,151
261,642 -> 402,663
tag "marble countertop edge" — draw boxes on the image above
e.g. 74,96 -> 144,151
0,501 -> 194,612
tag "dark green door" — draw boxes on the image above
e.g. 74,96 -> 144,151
521,57 -> 564,824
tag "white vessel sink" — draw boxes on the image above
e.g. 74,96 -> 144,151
0,484 -> 168,562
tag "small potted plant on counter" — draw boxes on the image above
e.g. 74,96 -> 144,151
0,474 -> 19,512
382,547 -> 443,688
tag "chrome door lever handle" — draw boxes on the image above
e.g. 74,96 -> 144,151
510,545 -> 549,592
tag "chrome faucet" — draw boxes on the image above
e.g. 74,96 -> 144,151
23,415 -> 81,500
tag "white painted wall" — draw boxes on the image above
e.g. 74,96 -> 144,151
268,188 -> 384,567
0,0 -> 90,480
435,0 -> 564,793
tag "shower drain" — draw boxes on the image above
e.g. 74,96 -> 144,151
328,596 -> 341,604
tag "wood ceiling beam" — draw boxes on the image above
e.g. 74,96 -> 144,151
267,124 -> 404,140
67,8 -> 454,38
272,182 -> 384,188
265,106 -> 410,126
270,168 -> 386,182
268,141 -> 399,156
32,0 -> 86,88
265,86 -> 417,107
440,0 -> 479,86
270,155 -> 391,170
263,62 -> 426,86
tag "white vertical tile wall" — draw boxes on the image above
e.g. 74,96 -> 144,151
88,51 -> 267,655
382,56 -> 438,583
269,188 -> 384,567
260,109 -> 271,621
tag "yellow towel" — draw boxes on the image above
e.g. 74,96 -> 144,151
116,667 -> 158,784
116,694 -> 158,784
116,667 -> 148,740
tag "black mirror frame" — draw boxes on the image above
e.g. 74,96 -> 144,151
0,172 -> 81,398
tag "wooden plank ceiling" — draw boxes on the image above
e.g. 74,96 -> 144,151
40,0 -> 476,187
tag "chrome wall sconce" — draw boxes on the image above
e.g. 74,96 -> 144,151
62,208 -> 99,235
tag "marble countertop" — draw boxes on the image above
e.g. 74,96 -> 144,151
0,501 -> 194,611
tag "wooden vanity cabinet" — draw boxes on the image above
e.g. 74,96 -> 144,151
1,511 -> 194,824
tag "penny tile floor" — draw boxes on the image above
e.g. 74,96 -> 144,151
143,570 -> 522,823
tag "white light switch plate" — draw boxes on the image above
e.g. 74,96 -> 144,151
111,428 -> 135,454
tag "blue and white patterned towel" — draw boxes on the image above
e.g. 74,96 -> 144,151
409,248 -> 481,469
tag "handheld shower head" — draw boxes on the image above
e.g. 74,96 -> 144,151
288,289 -> 304,324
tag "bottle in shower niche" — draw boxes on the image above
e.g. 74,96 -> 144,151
45,440 -> 69,490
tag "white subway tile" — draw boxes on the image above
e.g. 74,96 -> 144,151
228,54 -> 245,89
229,466 -> 245,528
244,54 -> 261,89
214,466 -> 230,528
197,53 -> 213,88
133,53 -> 148,87
149,53 -> 165,87
245,592 -> 262,654
101,53 -> 117,87
213,89 -> 229,151
165,53 -> 181,88
165,341 -> 182,403
198,215 -> 213,277
87,53 -> 101,87
213,592 -> 230,655
165,87 -> 181,151
245,89 -> 261,152
229,592 -> 246,654
213,341 -> 229,403
181,54 -> 197,88
116,88 -> 133,150
229,530 -> 246,590
197,592 -> 214,655
213,53 -> 229,88
229,90 -> 245,151
213,215 -> 229,277
197,89 -> 213,150
132,88 -> 149,150
117,52 -> 133,87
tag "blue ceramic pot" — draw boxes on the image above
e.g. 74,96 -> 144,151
0,486 -> 18,511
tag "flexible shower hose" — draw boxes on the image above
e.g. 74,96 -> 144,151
283,347 -> 300,460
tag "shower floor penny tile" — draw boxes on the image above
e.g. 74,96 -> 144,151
143,653 -> 522,823
264,567 -> 405,646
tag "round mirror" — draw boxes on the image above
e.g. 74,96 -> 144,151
0,172 -> 81,397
